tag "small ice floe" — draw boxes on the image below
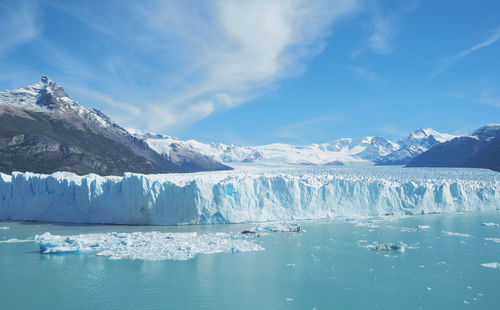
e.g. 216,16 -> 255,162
255,223 -> 301,233
418,225 -> 430,230
481,222 -> 499,228
399,227 -> 417,232
34,231 -> 264,261
367,242 -> 406,253
480,262 -> 500,269
0,226 -> 10,230
426,287 -> 432,291
441,231 -> 473,238
0,238 -> 33,244
484,237 -> 500,243
286,298 -> 293,302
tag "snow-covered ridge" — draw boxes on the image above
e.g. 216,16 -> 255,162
0,76 -> 119,131
132,127 -> 455,166
1,167 -> 498,225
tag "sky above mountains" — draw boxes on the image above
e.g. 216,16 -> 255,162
0,0 -> 499,145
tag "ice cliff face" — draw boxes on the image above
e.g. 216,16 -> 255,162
0,167 -> 498,225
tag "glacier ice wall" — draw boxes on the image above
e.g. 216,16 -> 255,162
0,167 -> 499,225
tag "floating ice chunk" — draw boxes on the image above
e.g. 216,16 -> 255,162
418,225 -> 430,230
399,227 -> 417,232
480,262 -> 500,269
426,287 -> 432,291
367,242 -> 406,253
0,238 -> 33,243
34,231 -> 264,261
484,237 -> 500,243
0,226 -> 9,230
481,222 -> 500,227
441,231 -> 473,237
255,223 -> 301,233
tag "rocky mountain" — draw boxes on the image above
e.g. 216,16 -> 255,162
132,128 -> 453,166
0,76 -> 231,175
407,124 -> 500,172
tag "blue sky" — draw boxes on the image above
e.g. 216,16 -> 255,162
0,0 -> 499,145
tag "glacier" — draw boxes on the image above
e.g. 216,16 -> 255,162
0,167 -> 499,225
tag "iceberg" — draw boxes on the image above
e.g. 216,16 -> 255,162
0,166 -> 499,225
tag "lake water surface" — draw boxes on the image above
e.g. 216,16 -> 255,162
1,212 -> 499,309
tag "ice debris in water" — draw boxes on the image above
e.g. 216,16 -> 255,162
484,237 -> 500,243
418,225 -> 430,230
0,238 -> 33,243
254,222 -> 301,233
0,226 -> 9,230
441,231 -> 473,237
367,242 -> 406,253
34,231 -> 264,261
480,262 -> 500,269
481,222 -> 500,228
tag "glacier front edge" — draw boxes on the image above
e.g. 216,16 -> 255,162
0,167 -> 499,225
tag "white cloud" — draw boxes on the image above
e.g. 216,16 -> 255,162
41,0 -> 359,132
431,28 -> 500,77
0,1 -> 38,56
351,1 -> 417,57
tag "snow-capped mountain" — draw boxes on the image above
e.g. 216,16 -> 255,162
408,124 -> 500,171
0,76 -> 230,175
132,127 -> 453,166
376,128 -> 456,165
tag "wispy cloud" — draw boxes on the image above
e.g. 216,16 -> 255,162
351,1 -> 417,57
345,66 -> 383,83
0,1 -> 38,56
36,0 -> 359,133
272,114 -> 347,144
479,90 -> 500,108
431,28 -> 500,77
376,124 -> 409,138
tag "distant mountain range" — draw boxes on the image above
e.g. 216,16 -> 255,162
408,124 -> 500,172
1,76 -> 497,175
131,127 -> 456,166
0,76 -> 230,175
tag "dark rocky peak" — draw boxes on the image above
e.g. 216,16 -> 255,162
36,76 -> 69,109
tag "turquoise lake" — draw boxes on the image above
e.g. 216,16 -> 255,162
1,212 -> 499,309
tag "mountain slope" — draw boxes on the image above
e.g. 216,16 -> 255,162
132,128 -> 452,166
376,128 -> 455,165
407,124 -> 500,172
0,76 -> 231,175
